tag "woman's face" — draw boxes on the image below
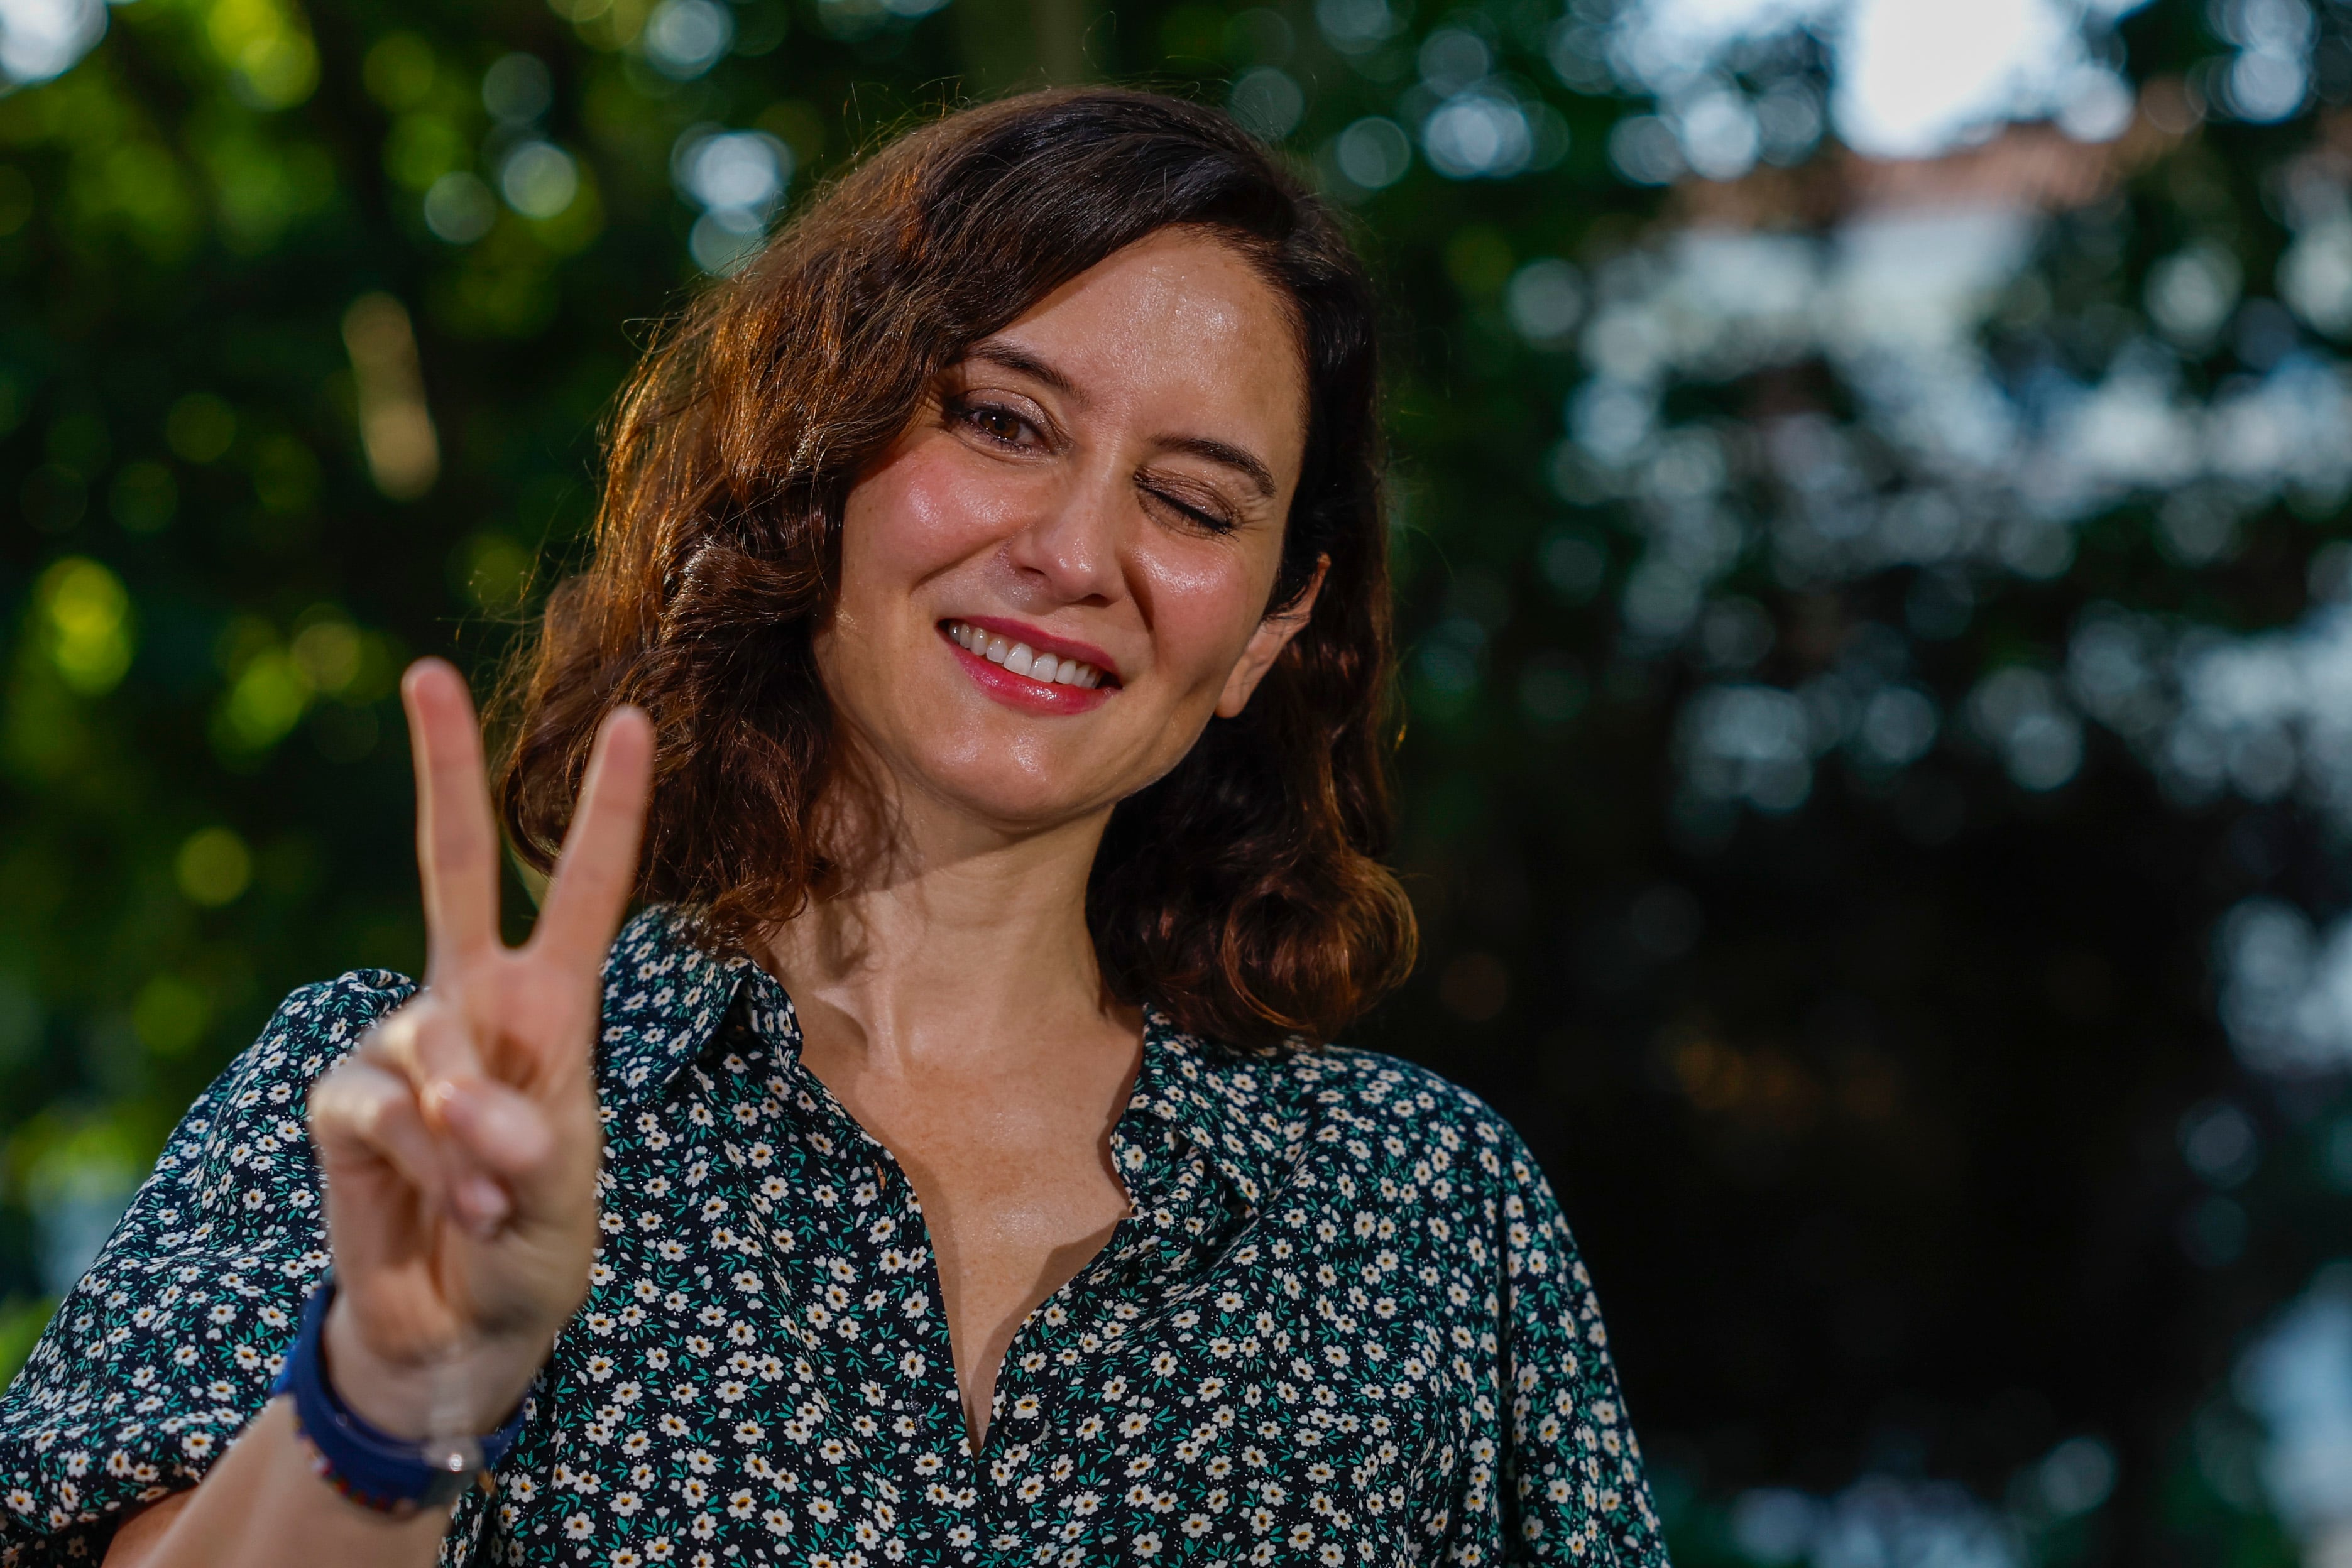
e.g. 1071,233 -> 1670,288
816,227 -> 1316,837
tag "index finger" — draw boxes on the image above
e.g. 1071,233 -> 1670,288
529,705 -> 655,978
403,658 -> 503,979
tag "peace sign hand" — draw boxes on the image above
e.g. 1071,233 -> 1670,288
305,659 -> 653,1441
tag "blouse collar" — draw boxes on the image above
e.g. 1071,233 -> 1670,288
591,907 -> 1315,1218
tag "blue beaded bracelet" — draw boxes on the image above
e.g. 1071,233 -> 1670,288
269,1276 -> 528,1515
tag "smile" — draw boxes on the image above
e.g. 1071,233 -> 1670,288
943,620 -> 1113,688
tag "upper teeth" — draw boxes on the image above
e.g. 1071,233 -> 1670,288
947,622 -> 1107,688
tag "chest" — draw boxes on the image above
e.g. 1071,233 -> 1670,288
473,1044 -> 1501,1565
796,1043 -> 1135,1297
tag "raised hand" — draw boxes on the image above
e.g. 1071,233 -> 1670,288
305,659 -> 653,1440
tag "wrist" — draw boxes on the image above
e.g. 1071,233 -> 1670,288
320,1291 -> 542,1442
276,1278 -> 533,1517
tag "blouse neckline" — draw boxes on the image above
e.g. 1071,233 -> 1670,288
590,908 -> 1316,1231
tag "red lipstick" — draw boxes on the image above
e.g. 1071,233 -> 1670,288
948,616 -> 1121,683
939,623 -> 1116,715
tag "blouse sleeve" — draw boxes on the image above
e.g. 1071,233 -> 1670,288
0,970 -> 413,1565
1470,1112 -> 1670,1566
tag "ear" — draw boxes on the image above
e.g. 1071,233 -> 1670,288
1215,555 -> 1329,719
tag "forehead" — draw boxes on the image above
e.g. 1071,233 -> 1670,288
979,229 -> 1308,477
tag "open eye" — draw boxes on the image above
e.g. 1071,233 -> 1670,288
952,397 -> 1040,449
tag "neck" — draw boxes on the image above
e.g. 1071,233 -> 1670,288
758,783 -> 1127,1070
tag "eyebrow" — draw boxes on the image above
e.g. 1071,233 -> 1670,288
965,342 -> 1081,402
961,340 -> 1280,501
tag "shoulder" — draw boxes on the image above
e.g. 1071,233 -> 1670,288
1276,1049 -> 1599,1301
1288,1045 -> 1533,1160
1168,1028 -> 1548,1199
254,969 -> 417,1054
152,969 -> 417,1182
216,970 -> 415,1097
202,969 -> 415,1097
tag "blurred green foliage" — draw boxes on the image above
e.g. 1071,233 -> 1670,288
7,0 -> 2352,1560
0,0 -> 1644,1342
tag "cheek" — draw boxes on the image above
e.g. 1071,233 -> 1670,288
1132,536 -> 1277,689
842,440 -> 1030,595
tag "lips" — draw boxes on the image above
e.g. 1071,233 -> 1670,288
937,620 -> 1117,714
943,620 -> 1110,688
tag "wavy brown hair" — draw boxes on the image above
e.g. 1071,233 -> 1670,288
496,87 -> 1416,1047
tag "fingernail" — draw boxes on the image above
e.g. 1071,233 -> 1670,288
421,1078 -> 458,1130
438,1082 -> 496,1136
435,1079 -> 503,1140
458,1175 -> 510,1232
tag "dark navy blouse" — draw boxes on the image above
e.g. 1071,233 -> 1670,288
0,910 -> 1666,1565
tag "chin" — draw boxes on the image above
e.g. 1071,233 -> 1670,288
907,741 -> 1100,829
949,781 -> 1102,832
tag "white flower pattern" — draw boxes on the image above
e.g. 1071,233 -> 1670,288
0,910 -> 1665,1565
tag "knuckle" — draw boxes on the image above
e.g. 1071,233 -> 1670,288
360,999 -> 431,1059
304,1077 -> 344,1131
311,1064 -> 410,1140
349,1084 -> 399,1140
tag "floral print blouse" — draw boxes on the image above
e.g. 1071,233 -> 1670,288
0,910 -> 1666,1566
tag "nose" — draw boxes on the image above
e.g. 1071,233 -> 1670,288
1002,460 -> 1125,606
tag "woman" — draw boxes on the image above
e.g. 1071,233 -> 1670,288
0,89 -> 1665,1566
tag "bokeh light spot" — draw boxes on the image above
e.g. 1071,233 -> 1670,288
1423,94 -> 1531,180
1315,0 -> 1399,52
174,827 -> 251,908
130,975 -> 207,1057
204,0 -> 321,110
1228,67 -> 1304,141
0,0 -> 106,87
290,618 -> 361,696
456,533 -> 533,612
483,52 -> 553,122
500,141 -> 579,220
37,557 -> 133,697
1331,116 -> 1411,190
422,172 -> 496,244
642,0 -> 731,79
220,650 -> 310,753
1505,259 -> 1584,344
